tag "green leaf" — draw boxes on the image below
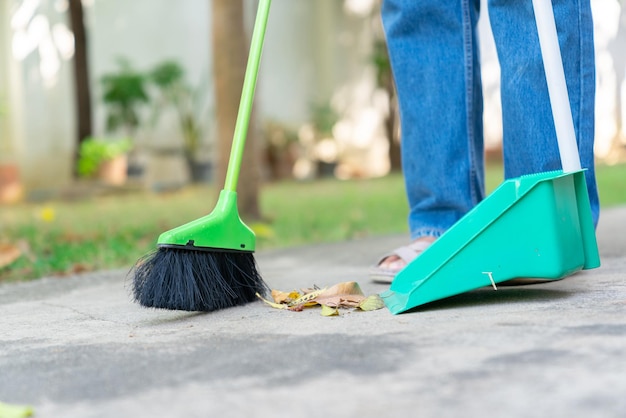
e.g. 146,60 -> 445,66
321,304 -> 339,316
357,295 -> 385,311
150,60 -> 185,88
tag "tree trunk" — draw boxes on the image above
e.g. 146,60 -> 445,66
68,0 -> 92,178
211,0 -> 261,220
376,39 -> 401,172
385,77 -> 402,172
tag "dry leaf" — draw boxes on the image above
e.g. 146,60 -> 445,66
256,293 -> 288,310
312,281 -> 366,308
70,263 -> 90,274
271,289 -> 301,304
321,305 -> 339,316
17,240 -> 35,262
0,243 -> 22,269
0,401 -> 34,418
287,288 -> 326,307
357,295 -> 385,311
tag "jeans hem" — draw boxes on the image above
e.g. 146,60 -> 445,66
410,228 -> 447,241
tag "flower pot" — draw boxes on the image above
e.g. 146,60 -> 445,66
0,163 -> 23,203
98,154 -> 128,186
190,160 -> 213,183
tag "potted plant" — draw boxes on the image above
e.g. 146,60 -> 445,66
0,161 -> 23,204
0,98 -> 23,203
310,102 -> 340,177
150,60 -> 211,182
77,137 -> 133,185
101,59 -> 149,135
263,120 -> 299,180
100,58 -> 149,178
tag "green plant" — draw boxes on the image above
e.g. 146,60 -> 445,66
150,60 -> 185,89
100,58 -> 149,135
77,137 -> 133,177
150,60 -> 210,180
310,102 -> 339,137
150,61 -> 207,156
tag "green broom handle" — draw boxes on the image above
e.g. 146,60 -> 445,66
224,0 -> 272,192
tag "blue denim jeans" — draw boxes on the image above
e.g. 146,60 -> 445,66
381,0 -> 599,240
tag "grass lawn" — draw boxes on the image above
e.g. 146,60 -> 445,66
1,161 -> 624,282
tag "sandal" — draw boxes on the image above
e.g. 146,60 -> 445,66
369,240 -> 433,284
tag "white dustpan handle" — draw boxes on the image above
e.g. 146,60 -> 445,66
532,0 -> 582,173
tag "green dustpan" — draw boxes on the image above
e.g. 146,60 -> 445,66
381,169 -> 600,314
382,0 -> 600,314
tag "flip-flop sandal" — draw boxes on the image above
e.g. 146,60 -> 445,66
369,240 -> 432,284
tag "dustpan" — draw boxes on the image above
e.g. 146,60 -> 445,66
381,0 -> 600,314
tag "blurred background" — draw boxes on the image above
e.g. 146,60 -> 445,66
1,0 -> 625,282
1,0 -> 624,202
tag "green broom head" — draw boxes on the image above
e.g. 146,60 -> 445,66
132,190 -> 268,311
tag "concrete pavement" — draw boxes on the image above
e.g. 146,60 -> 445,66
1,206 -> 625,418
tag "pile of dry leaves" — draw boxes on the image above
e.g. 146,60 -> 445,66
256,281 -> 385,316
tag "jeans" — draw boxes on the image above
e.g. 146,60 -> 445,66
381,0 -> 599,240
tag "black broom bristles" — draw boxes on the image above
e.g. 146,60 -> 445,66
131,247 -> 268,312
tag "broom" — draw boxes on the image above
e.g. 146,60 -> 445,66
132,0 -> 272,311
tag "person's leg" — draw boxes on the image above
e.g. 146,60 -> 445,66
488,0 -> 599,225
382,0 -> 485,240
374,0 -> 484,275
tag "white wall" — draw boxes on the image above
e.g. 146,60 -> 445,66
88,0 -> 211,144
259,0 -> 366,127
1,0 -> 75,188
0,0 -> 13,160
